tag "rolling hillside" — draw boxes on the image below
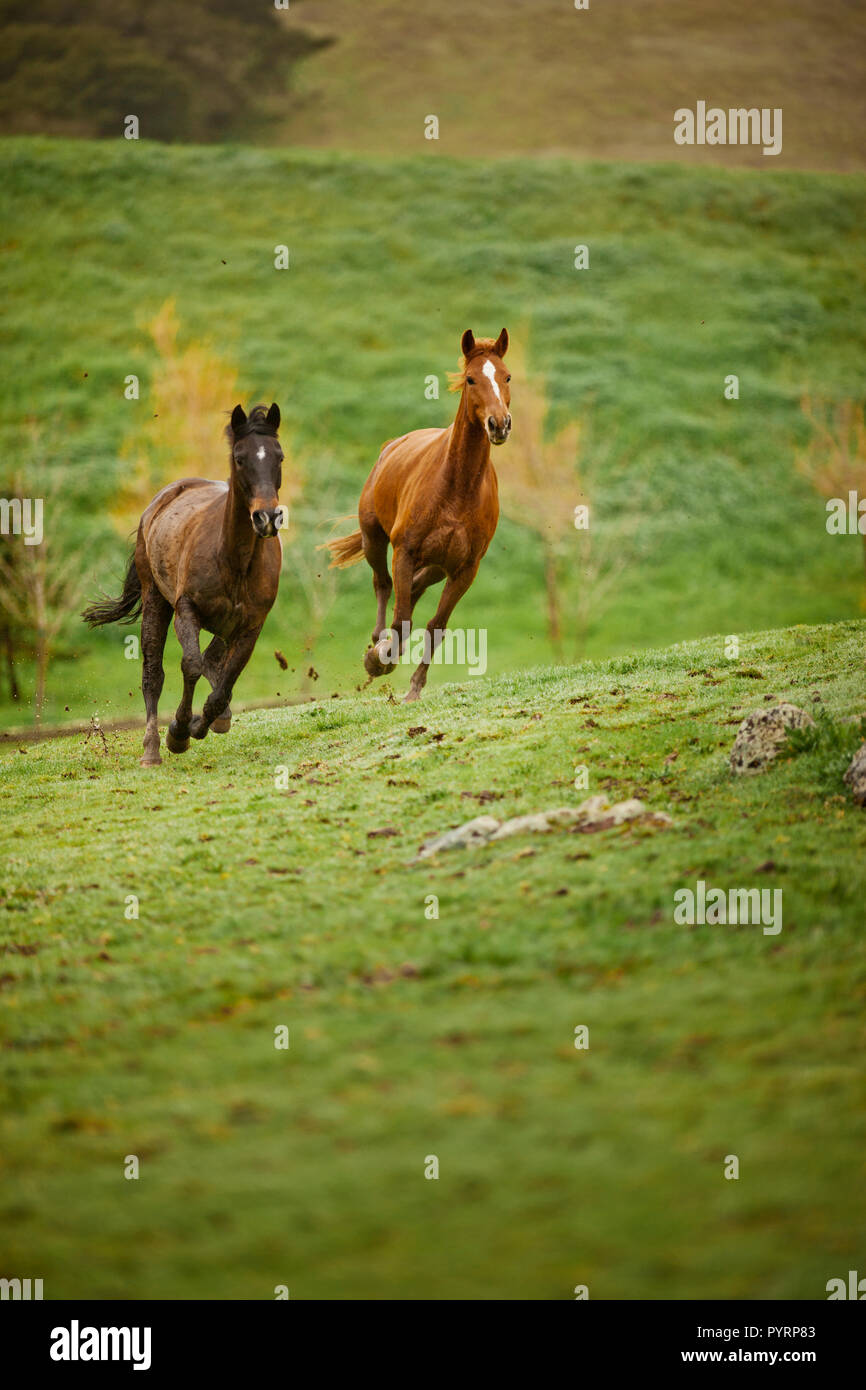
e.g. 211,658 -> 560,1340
0,621 -> 863,1297
1,137 -> 864,729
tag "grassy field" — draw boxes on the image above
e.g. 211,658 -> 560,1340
1,619 -> 864,1299
1,137 -> 865,729
3,0 -> 864,1312
284,0 -> 866,171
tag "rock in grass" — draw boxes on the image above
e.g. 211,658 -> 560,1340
416,815 -> 501,858
729,703 -> 815,775
414,796 -> 669,860
488,807 -> 587,840
843,743 -> 866,806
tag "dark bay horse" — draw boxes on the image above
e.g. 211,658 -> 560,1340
327,329 -> 511,702
84,403 -> 284,766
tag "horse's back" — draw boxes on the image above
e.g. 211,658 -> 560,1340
364,427 -> 450,518
378,428 -> 446,467
143,477 -> 225,520
140,478 -> 228,602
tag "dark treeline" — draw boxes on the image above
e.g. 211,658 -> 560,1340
0,0 -> 331,143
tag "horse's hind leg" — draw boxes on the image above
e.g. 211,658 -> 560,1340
167,596 -> 203,754
366,544 -> 421,678
362,521 -> 392,644
410,565 -> 445,615
202,635 -> 231,733
365,543 -> 415,678
361,521 -> 397,678
140,581 -> 172,767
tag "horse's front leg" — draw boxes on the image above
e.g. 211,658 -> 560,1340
189,627 -> 261,741
202,634 -> 232,733
167,597 -> 203,754
364,546 -> 414,678
405,566 -> 476,703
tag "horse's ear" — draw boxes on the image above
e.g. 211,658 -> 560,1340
266,402 -> 280,431
230,404 -> 247,435
494,327 -> 509,359
461,329 -> 476,358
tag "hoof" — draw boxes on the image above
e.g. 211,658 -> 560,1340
363,647 -> 383,677
403,688 -> 422,704
140,754 -> 162,767
212,713 -> 232,734
166,724 -> 190,754
364,641 -> 395,678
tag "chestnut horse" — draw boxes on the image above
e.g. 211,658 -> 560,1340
327,328 -> 511,702
83,403 -> 284,766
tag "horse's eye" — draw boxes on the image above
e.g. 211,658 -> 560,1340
506,375 -> 511,382
466,376 -> 475,385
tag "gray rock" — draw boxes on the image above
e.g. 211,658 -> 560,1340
843,743 -> 866,806
601,797 -> 652,826
489,807 -> 585,840
415,795 -> 670,860
730,703 -> 815,775
415,815 -> 500,859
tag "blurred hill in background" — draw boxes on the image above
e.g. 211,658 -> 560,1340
279,0 -> 864,170
2,1 -> 864,168
0,0 -> 329,143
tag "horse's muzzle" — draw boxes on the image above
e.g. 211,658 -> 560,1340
487,414 -> 512,446
251,508 -> 281,537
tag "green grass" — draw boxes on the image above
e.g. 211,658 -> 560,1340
1,619 -> 864,1299
2,137 -> 865,729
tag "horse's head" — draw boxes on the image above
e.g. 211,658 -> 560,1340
459,328 -> 511,445
227,403 -> 283,536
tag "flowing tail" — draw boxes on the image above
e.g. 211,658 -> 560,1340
82,552 -> 142,627
323,529 -> 365,569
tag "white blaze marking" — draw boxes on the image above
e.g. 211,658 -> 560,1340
257,446 -> 266,460
482,358 -> 502,401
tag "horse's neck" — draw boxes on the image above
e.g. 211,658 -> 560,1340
443,399 -> 492,496
220,475 -> 258,573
